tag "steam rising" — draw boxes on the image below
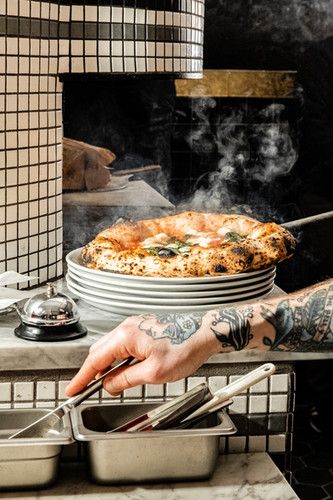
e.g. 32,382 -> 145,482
182,100 -> 298,220
64,97 -> 299,252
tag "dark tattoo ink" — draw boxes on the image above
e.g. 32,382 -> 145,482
261,285 -> 333,351
138,313 -> 203,345
211,307 -> 253,351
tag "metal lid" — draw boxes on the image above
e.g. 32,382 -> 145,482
20,282 -> 80,327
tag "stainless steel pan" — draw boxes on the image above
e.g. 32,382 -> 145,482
8,357 -> 134,439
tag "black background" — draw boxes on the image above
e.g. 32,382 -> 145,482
204,0 -> 333,70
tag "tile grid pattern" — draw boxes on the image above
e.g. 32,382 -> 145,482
170,96 -> 298,199
0,0 -> 204,286
0,368 -> 294,455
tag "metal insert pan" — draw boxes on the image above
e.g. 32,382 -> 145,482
0,409 -> 73,491
71,402 -> 237,484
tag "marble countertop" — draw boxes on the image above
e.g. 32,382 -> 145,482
0,453 -> 299,500
1,281 -> 333,372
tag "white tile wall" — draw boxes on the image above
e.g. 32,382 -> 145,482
187,376 -> 206,390
14,402 -> 34,409
268,434 -> 287,453
229,395 -> 247,414
36,401 -> 56,408
0,382 -> 11,402
270,374 -> 289,393
269,394 -> 289,413
249,378 -> 268,393
249,395 -> 268,414
248,436 -> 266,452
1,1 -> 203,281
58,380 -> 71,400
229,436 -> 247,453
123,385 -> 143,399
145,384 -> 164,398
208,376 -> 227,393
36,381 -> 56,400
166,379 -> 186,397
0,403 -> 11,409
14,382 -> 34,401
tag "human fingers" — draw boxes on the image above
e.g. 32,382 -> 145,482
103,358 -> 162,395
66,319 -> 147,396
65,348 -> 118,396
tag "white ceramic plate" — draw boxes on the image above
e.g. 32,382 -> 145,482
67,265 -> 276,292
66,273 -> 275,305
66,248 -> 275,287
67,268 -> 276,297
67,280 -> 274,314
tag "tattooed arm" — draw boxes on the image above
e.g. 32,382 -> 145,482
66,279 -> 333,395
207,279 -> 333,353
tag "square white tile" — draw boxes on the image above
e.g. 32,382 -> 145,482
36,381 -> 56,400
14,382 -> 34,401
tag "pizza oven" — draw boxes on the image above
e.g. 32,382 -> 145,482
0,0 -> 204,286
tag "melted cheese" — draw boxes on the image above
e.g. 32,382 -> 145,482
217,226 -> 234,236
141,233 -> 171,247
186,231 -> 224,248
141,226 -> 249,251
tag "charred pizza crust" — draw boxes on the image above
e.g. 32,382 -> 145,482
81,211 -> 296,277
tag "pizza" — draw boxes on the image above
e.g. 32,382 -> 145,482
81,211 -> 296,277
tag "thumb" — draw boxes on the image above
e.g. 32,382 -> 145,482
103,359 -> 157,395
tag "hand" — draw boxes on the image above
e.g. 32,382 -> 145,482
66,312 -> 218,397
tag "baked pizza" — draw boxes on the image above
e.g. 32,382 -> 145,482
81,211 -> 296,277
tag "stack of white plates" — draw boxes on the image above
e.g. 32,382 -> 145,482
66,248 -> 276,316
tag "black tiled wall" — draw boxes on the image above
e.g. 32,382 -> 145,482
204,0 -> 333,70
170,96 -> 300,221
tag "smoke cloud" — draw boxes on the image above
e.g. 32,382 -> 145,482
181,100 -> 298,222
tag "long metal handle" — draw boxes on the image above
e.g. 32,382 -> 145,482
67,357 -> 134,408
282,210 -> 333,229
182,363 -> 275,422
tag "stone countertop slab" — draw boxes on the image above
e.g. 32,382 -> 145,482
0,281 -> 333,372
0,453 -> 299,500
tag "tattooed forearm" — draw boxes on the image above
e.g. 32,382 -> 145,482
210,307 -> 254,351
138,280 -> 333,353
210,280 -> 333,353
262,283 -> 333,351
138,312 -> 203,344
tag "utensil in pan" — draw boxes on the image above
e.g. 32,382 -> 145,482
109,382 -> 211,433
8,357 -> 135,439
180,363 -> 275,425
111,363 -> 275,433
144,363 -> 275,431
